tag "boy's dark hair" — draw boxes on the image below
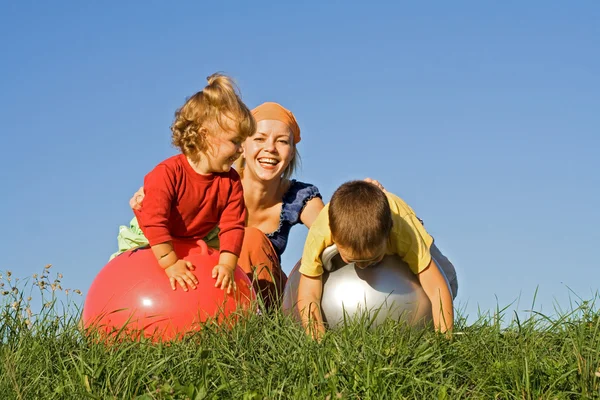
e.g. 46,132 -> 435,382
329,180 -> 393,255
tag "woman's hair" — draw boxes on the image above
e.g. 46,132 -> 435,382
171,73 -> 256,160
282,147 -> 301,180
329,180 -> 393,255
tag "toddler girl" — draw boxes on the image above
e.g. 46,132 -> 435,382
133,73 -> 255,294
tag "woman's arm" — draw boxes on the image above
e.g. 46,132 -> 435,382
299,197 -> 325,229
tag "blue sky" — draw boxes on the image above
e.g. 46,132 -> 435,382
1,1 -> 598,323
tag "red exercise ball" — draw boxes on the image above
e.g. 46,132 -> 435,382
82,239 -> 255,341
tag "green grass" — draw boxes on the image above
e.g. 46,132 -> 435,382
1,266 -> 599,399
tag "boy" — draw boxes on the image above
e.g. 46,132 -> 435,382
297,180 -> 454,339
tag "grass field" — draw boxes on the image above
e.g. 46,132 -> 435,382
1,266 -> 599,399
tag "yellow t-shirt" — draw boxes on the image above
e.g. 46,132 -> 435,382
299,191 -> 434,277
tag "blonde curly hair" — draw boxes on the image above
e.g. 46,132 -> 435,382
171,73 -> 256,161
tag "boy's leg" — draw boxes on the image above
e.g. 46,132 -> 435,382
430,241 -> 459,299
238,227 -> 288,311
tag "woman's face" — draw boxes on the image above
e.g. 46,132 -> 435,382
242,119 -> 294,181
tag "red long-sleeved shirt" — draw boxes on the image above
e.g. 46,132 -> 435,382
134,154 -> 246,256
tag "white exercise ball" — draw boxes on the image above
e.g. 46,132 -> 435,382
282,245 -> 434,329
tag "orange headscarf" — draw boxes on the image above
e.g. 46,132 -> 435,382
251,102 -> 301,144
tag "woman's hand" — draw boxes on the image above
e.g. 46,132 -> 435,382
364,178 -> 385,191
130,187 -> 145,211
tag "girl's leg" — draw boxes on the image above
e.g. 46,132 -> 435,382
238,227 -> 288,311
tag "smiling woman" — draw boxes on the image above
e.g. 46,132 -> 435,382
232,102 -> 325,308
115,101 -> 326,311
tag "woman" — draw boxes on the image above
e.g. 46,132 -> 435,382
123,102 -> 326,310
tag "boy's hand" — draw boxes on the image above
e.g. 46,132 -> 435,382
212,264 -> 236,294
164,259 -> 198,291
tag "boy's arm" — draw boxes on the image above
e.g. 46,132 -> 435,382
418,258 -> 454,333
297,273 -> 325,340
297,205 -> 332,340
383,193 -> 452,331
298,203 -> 332,276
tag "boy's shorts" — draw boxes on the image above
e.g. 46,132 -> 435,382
430,241 -> 459,299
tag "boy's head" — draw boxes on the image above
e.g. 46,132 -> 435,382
329,180 -> 393,269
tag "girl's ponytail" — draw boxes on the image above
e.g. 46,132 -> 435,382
171,73 -> 255,160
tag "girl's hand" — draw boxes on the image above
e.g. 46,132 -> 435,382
212,264 -> 236,294
364,178 -> 385,191
130,187 -> 145,211
164,259 -> 198,291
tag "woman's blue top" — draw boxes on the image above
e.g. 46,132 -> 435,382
266,179 -> 322,260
